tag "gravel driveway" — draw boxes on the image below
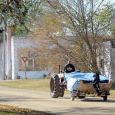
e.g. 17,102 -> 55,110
0,86 -> 115,115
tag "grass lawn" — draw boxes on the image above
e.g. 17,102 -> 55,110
0,78 -> 115,98
0,79 -> 50,91
110,83 -> 115,99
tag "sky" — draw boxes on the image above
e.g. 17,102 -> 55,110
96,0 -> 114,4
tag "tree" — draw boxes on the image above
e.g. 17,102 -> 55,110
46,0 -> 114,72
0,0 -> 42,33
26,11 -> 67,72
0,0 -> 42,79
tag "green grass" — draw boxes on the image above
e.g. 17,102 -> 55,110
0,112 -> 16,115
110,90 -> 115,97
111,82 -> 115,90
110,82 -> 115,98
0,79 -> 50,91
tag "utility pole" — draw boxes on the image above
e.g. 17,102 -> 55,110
32,58 -> 35,71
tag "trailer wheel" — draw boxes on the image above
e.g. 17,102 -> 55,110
50,75 -> 60,98
103,96 -> 107,101
78,96 -> 85,99
77,91 -> 85,99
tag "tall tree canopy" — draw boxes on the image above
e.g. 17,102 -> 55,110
46,0 -> 115,72
0,0 -> 42,33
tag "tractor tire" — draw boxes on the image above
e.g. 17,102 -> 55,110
50,75 -> 60,98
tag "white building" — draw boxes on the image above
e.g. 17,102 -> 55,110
0,36 -> 115,81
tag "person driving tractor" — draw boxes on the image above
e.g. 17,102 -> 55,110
64,60 -> 75,73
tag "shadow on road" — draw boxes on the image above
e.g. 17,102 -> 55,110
60,96 -> 115,103
81,97 -> 115,103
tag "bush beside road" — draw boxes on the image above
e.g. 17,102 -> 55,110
0,104 -> 55,115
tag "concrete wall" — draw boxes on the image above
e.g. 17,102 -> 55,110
17,71 -> 49,79
111,48 -> 115,81
11,37 -> 37,79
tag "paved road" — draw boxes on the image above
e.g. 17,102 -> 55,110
0,86 -> 115,115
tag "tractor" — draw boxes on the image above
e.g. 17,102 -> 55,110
50,72 -> 112,101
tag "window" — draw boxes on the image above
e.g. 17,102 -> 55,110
111,40 -> 115,48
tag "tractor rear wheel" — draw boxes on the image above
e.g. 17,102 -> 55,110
50,75 -> 60,98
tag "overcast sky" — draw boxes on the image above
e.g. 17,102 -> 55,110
105,0 -> 115,4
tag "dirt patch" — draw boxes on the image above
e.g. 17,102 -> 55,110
0,104 -> 55,115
